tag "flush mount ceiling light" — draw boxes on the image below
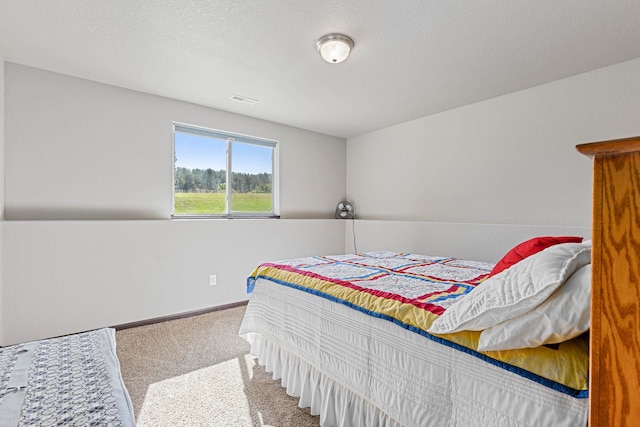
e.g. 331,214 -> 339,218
316,33 -> 354,64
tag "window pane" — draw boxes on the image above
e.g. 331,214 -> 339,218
174,131 -> 227,215
230,141 -> 273,213
173,123 -> 277,217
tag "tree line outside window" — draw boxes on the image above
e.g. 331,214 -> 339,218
174,167 -> 272,194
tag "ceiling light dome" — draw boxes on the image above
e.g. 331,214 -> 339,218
316,34 -> 354,64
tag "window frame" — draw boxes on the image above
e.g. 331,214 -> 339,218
172,122 -> 280,219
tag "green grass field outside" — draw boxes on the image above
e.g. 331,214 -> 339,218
174,192 -> 272,214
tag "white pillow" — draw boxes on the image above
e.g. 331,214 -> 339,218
477,264 -> 591,351
427,241 -> 591,335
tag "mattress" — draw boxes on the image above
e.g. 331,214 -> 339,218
0,328 -> 135,426
239,251 -> 588,427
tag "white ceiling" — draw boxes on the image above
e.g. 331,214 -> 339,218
1,1 -> 640,139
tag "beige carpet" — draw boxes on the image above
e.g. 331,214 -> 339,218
116,306 -> 320,427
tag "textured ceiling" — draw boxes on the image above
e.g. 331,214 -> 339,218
1,1 -> 640,138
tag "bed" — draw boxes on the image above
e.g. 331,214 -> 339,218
0,328 -> 136,426
239,242 -> 592,426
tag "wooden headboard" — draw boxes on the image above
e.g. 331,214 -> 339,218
577,136 -> 640,426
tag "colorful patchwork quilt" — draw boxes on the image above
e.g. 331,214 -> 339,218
247,251 -> 588,398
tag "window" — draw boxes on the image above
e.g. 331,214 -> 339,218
173,123 -> 278,218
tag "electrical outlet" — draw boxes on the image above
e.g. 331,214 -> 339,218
209,274 -> 217,286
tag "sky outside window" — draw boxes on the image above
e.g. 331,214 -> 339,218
175,132 -> 271,173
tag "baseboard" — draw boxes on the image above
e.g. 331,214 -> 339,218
113,300 -> 249,330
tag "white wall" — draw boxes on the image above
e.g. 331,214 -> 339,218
0,59 -> 4,345
1,219 -> 344,345
0,60 -> 4,220
345,220 -> 590,263
1,64 -> 347,345
5,63 -> 345,220
346,58 -> 640,256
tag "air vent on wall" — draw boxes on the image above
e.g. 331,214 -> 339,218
231,94 -> 259,105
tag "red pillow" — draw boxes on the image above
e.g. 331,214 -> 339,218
488,236 -> 584,277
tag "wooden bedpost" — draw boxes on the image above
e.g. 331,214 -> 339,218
577,136 -> 640,426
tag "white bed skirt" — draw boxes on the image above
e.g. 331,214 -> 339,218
243,331 -> 401,427
239,278 -> 588,427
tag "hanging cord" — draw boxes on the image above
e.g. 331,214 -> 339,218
352,205 -> 357,254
